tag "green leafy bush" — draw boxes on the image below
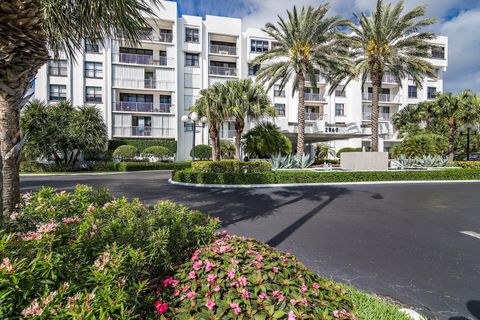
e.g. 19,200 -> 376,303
390,133 -> 448,158
143,146 -> 174,160
113,145 -> 138,161
454,161 -> 480,169
173,169 -> 480,184
242,122 -> 292,158
108,139 -> 177,154
191,145 -> 212,160
20,161 -> 191,173
117,161 -> 191,172
191,160 -> 272,173
220,140 -> 236,159
0,186 -> 219,319
152,233 -> 356,319
336,147 -> 362,158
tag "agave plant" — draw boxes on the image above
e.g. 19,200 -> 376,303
392,155 -> 449,168
269,153 -> 315,170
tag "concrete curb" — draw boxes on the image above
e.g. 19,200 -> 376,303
20,170 -> 173,177
400,308 -> 426,320
169,178 -> 480,188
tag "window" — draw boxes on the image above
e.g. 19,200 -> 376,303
335,86 -> 346,97
251,39 -> 269,53
380,106 -> 390,114
85,86 -> 102,103
431,46 -> 445,59
248,64 -> 260,76
49,84 -> 67,101
185,53 -> 199,67
85,40 -> 100,53
335,103 -> 345,116
274,103 -> 286,116
119,93 -> 153,103
119,47 -> 153,55
427,87 -> 437,99
48,60 -> 67,76
184,123 -> 194,132
185,27 -> 199,43
274,85 -> 285,97
408,85 -> 417,98
84,62 -> 103,78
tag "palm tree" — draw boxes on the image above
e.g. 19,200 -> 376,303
193,83 -> 229,161
0,0 -> 161,215
253,5 -> 349,155
224,79 -> 274,160
334,0 -> 437,152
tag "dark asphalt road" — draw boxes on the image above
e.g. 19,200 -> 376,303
21,172 -> 480,320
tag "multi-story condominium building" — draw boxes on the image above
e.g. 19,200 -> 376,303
33,1 -> 448,160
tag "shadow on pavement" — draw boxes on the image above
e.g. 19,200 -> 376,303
449,300 -> 480,320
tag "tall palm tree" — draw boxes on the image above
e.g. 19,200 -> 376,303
334,0 -> 437,152
224,79 -> 274,160
0,0 -> 161,216
193,83 -> 229,161
253,5 -> 349,155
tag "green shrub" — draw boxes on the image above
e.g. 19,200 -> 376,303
152,233 -> 356,318
220,140 -> 236,159
454,161 -> 480,169
242,122 -> 292,158
0,186 -> 219,319
173,170 -> 276,184
190,144 -> 212,160
336,147 -> 362,158
390,133 -> 448,158
113,145 -> 138,161
191,160 -> 272,173
117,161 -> 191,172
143,146 -> 174,160
108,139 -> 177,154
20,161 -> 47,173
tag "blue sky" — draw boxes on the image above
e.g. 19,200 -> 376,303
173,0 -> 480,94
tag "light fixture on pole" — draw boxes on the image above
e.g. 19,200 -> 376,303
181,112 -> 207,161
459,123 -> 479,161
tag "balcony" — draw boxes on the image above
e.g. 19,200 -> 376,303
113,53 -> 174,67
366,73 -> 399,84
113,78 -> 175,91
113,126 -> 174,138
362,112 -> 392,121
138,32 -> 173,43
304,92 -> 325,102
113,101 -> 173,113
209,66 -> 238,77
305,112 -> 326,121
362,92 -> 397,103
209,44 -> 238,56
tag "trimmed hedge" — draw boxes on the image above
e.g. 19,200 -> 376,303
455,161 -> 480,169
336,147 -> 362,158
191,160 -> 272,173
108,139 -> 177,154
173,169 -> 480,184
20,161 -> 191,173
113,145 -> 137,160
116,161 -> 191,172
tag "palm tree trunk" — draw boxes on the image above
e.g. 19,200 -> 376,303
448,119 -> 456,162
370,71 -> 382,152
209,124 -> 219,161
215,124 -> 221,161
297,74 -> 306,155
234,119 -> 244,160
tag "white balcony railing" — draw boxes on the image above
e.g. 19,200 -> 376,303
113,101 -> 173,113
362,112 -> 392,121
113,78 -> 175,91
209,66 -> 238,77
220,130 -> 236,139
113,53 -> 174,67
305,112 -> 326,121
209,44 -> 238,56
362,92 -> 397,102
304,92 -> 325,102
113,126 -> 175,138
366,73 -> 399,84
138,32 -> 173,43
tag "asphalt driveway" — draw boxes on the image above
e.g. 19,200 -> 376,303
21,171 -> 480,320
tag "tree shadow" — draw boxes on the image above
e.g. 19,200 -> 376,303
449,300 -> 480,320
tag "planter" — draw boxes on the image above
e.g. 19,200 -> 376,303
341,152 -> 389,171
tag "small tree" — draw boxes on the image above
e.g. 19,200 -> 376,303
143,146 -> 173,161
190,145 -> 212,161
220,140 -> 236,159
390,133 -> 448,158
113,145 -> 137,161
243,122 -> 292,158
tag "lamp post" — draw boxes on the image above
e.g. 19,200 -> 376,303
459,123 -> 479,161
181,112 -> 207,161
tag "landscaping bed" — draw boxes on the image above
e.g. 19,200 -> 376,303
172,168 -> 480,185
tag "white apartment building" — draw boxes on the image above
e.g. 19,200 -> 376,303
33,1 -> 448,160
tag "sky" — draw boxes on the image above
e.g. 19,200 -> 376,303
173,0 -> 480,94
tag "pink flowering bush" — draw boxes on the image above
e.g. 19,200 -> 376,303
0,185 -> 219,318
152,232 -> 356,319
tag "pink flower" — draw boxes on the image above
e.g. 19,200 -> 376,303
182,285 -> 190,292
173,289 -> 180,296
231,281 -> 239,287
238,277 -> 247,286
288,311 -> 297,320
258,293 -> 269,299
333,310 -> 340,318
205,260 -> 215,272
207,274 -> 218,283
241,289 -> 250,299
186,291 -> 195,299
230,258 -> 239,265
230,303 -> 241,315
193,260 -> 203,270
301,283 -> 308,292
255,254 -> 263,262
171,279 -> 179,286
220,230 -> 228,236
272,291 -> 281,298
272,267 -> 279,273
103,202 -> 113,209
227,268 -> 236,280
205,299 -> 216,310
10,211 -> 19,221
300,297 -> 308,306
0,258 -> 14,273
312,282 -> 320,290
290,299 -> 298,306
162,277 -> 174,287
154,301 -> 169,315
188,271 -> 196,279
87,204 -> 96,212
214,285 -> 221,292
62,217 -> 81,224
191,249 -> 202,261
205,291 -> 212,298
247,249 -> 257,255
